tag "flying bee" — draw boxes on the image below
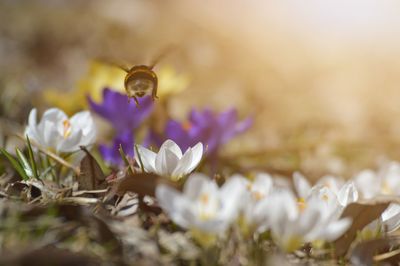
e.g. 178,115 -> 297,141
116,46 -> 175,106
122,64 -> 158,105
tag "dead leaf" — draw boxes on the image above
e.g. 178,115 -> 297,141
334,198 -> 392,257
110,172 -> 178,198
350,237 -> 400,266
78,147 -> 106,191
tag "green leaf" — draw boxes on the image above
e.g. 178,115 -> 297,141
15,148 -> 34,179
0,148 -> 29,180
26,136 -> 39,179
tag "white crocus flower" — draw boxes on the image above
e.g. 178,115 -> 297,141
264,189 -> 351,252
354,163 -> 400,199
232,173 -> 274,234
156,173 -> 244,244
293,172 -> 358,213
25,108 -> 96,153
136,139 -> 203,181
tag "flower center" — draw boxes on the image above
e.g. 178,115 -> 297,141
382,180 -> 393,195
200,193 -> 209,205
297,197 -> 307,212
322,193 -> 329,202
63,119 -> 72,139
182,121 -> 192,131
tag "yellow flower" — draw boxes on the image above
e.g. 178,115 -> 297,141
157,65 -> 189,99
43,61 -> 188,114
43,61 -> 125,114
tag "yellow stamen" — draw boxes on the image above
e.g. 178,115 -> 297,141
200,193 -> 209,205
63,120 -> 72,139
297,198 -> 307,212
382,180 -> 393,195
182,121 -> 192,131
253,191 -> 264,201
322,193 -> 329,202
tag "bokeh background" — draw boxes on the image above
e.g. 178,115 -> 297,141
2,0 -> 400,180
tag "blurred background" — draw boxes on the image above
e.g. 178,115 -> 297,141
2,0 -> 400,179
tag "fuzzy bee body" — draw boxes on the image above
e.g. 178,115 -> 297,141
124,65 -> 158,105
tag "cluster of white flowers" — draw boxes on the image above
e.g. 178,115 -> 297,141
155,171 -> 355,251
23,107 -> 400,252
153,159 -> 400,251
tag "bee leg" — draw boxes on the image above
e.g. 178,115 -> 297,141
132,96 -> 140,107
152,85 -> 159,100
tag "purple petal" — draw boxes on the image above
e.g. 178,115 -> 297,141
88,88 -> 154,133
99,131 -> 134,166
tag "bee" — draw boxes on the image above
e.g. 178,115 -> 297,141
117,46 -> 174,106
121,64 -> 158,105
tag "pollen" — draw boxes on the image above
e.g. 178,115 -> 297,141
252,191 -> 264,201
62,120 -> 72,139
182,121 -> 192,131
381,180 -> 393,195
322,193 -> 329,202
200,193 -> 209,205
297,198 -> 307,212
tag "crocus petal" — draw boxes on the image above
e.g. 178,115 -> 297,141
159,139 -> 183,158
293,172 -> 311,199
155,147 -> 180,176
321,218 -> 352,241
382,204 -> 400,232
172,142 -> 203,177
156,184 -> 191,229
183,173 -> 216,200
57,130 -> 83,153
219,177 -> 246,221
171,149 -> 193,178
135,145 -> 157,173
337,181 -> 358,206
100,131 -> 134,165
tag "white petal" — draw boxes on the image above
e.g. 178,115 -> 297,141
156,184 -> 191,229
41,108 -> 68,125
183,173 -> 215,200
253,173 -> 273,196
293,172 -> 311,199
382,203 -> 400,232
135,145 -> 157,173
219,177 -> 246,221
321,218 -> 352,241
57,130 -> 83,153
43,120 -> 60,149
171,148 -> 193,178
155,147 -> 179,176
337,181 -> 358,206
159,139 -> 182,158
353,170 -> 379,199
25,109 -> 41,143
186,142 -> 203,172
171,143 -> 203,178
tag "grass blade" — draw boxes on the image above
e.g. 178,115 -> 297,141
0,148 -> 29,180
15,148 -> 34,179
26,136 -> 39,179
118,144 -> 134,175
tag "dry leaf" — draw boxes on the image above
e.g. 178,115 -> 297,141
350,237 -> 400,266
334,198 -> 393,257
112,172 -> 178,198
78,147 -> 106,190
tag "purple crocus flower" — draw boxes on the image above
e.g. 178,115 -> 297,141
88,88 -> 154,133
98,131 -> 134,166
148,108 -> 253,156
88,88 -> 154,165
